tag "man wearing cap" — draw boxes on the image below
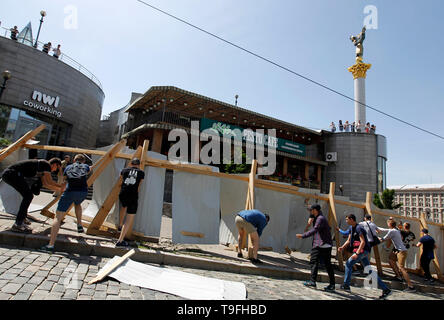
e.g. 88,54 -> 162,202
416,229 -> 437,283
235,209 -> 270,263
296,204 -> 335,292
116,158 -> 145,247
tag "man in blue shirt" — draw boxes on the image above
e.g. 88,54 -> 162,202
235,209 -> 270,264
338,214 -> 392,299
416,229 -> 437,283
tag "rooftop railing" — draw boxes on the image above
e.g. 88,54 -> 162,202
1,26 -> 103,91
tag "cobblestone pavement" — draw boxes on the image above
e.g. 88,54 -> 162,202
0,246 -> 442,300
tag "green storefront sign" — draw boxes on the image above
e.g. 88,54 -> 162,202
200,118 -> 306,156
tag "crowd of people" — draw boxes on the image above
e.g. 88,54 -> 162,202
1,154 -> 145,251
8,25 -> 62,59
330,120 -> 376,133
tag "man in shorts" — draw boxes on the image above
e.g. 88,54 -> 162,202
116,158 -> 145,247
379,219 -> 416,292
40,154 -> 91,252
235,209 -> 270,263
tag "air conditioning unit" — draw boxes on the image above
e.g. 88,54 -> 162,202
326,152 -> 337,162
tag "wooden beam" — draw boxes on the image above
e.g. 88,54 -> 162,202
181,231 -> 205,238
88,249 -> 136,284
246,160 -> 258,259
327,182 -> 344,271
365,192 -> 383,277
0,124 -> 46,162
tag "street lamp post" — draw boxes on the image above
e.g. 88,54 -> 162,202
34,10 -> 47,48
0,70 -> 11,100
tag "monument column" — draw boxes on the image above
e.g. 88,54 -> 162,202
348,61 -> 371,127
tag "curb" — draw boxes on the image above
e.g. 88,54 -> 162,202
0,230 -> 443,295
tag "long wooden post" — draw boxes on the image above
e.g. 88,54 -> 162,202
86,145 -> 143,234
327,182 -> 344,271
0,124 -> 46,162
40,140 -> 127,220
246,160 -> 258,258
419,212 -> 443,282
365,192 -> 383,277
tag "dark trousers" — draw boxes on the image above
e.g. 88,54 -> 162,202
1,170 -> 34,225
310,247 -> 335,285
420,254 -> 433,280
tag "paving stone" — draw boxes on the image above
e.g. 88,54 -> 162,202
19,271 -> 35,278
77,295 -> 92,300
28,276 -> 45,285
30,290 -> 49,300
35,270 -> 50,277
95,284 -> 107,291
1,283 -> 22,294
0,292 -> 12,300
106,295 -> 121,300
46,292 -> 63,300
79,288 -> 94,296
18,283 -> 37,294
93,291 -> 107,300
0,273 -> 16,280
38,280 -> 55,291
119,290 -> 132,298
52,284 -> 66,293
62,290 -> 79,300
47,275 -> 60,282
107,286 -> 119,295
11,293 -> 32,300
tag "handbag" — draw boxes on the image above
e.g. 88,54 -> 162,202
366,222 -> 381,247
352,240 -> 362,253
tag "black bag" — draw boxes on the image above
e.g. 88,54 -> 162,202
366,222 -> 381,247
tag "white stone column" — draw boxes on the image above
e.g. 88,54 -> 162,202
354,77 -> 366,126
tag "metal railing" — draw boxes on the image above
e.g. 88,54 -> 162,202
1,26 -> 103,90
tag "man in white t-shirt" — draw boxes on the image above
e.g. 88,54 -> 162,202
359,215 -> 381,246
378,219 -> 415,292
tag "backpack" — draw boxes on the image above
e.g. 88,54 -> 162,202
65,162 -> 89,188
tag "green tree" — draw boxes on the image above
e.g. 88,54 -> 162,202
373,189 -> 402,210
220,149 -> 251,174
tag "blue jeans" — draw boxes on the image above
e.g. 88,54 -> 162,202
344,251 -> 388,291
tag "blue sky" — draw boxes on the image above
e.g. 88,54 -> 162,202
1,0 -> 443,186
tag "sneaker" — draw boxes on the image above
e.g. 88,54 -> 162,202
117,226 -> 122,232
11,223 -> 32,234
340,284 -> 351,292
403,286 -> 416,293
352,270 -> 362,276
303,280 -> 317,288
39,245 -> 55,254
379,289 -> 392,299
237,252 -> 243,258
324,284 -> 335,292
77,225 -> 84,233
115,241 -> 129,248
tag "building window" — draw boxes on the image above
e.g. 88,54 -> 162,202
433,195 -> 439,207
405,198 -> 410,206
412,198 -> 416,206
405,208 -> 410,217
426,198 -> 431,207
412,208 -> 417,217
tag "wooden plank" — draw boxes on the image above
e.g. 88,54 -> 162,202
87,146 -> 142,234
0,124 -> 46,162
88,249 -> 136,284
246,160 -> 258,259
365,192 -> 383,277
180,231 -> 205,238
327,182 -> 344,271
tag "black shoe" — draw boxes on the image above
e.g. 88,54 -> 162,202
403,286 -> 416,293
77,225 -> 84,233
39,245 -> 55,254
340,284 -> 351,292
379,289 -> 392,299
237,252 -> 243,258
248,258 -> 263,264
391,276 -> 403,282
324,284 -> 335,292
303,280 -> 317,288
118,226 -> 122,232
11,223 -> 32,234
115,241 -> 129,248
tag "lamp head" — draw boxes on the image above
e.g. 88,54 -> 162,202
40,10 -> 47,17
2,70 -> 11,80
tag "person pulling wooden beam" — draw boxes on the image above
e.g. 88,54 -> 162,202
115,158 -> 145,247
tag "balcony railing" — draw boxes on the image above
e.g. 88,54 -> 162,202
1,27 -> 103,91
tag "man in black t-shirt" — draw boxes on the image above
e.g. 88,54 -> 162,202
401,222 -> 416,250
1,158 -> 63,233
116,158 -> 145,247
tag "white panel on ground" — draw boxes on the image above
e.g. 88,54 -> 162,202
132,151 -> 166,237
219,176 -> 248,245
172,166 -> 220,244
105,257 -> 246,300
